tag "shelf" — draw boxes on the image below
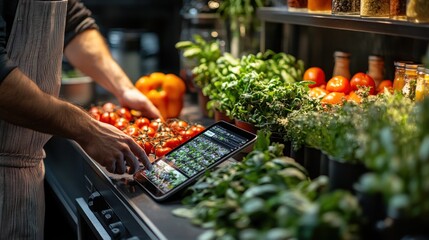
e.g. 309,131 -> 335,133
257,7 -> 429,40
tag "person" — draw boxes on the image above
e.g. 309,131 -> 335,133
0,0 -> 162,239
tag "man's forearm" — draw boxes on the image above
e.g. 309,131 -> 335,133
0,68 -> 96,145
64,29 -> 134,100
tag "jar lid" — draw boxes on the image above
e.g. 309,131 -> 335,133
334,51 -> 350,58
394,61 -> 413,67
405,63 -> 422,69
418,67 -> 429,74
369,55 -> 383,61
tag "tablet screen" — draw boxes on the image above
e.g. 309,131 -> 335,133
134,121 -> 257,201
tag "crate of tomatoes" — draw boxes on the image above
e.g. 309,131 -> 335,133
87,102 -> 205,160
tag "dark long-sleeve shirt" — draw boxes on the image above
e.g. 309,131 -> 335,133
0,0 -> 98,84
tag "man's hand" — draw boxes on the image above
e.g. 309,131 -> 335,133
119,87 -> 162,120
77,120 -> 152,174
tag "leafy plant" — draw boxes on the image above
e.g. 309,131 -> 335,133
175,35 -> 222,90
354,92 -> 429,221
217,0 -> 267,57
173,130 -> 363,239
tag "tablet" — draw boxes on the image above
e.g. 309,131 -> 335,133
133,121 -> 257,202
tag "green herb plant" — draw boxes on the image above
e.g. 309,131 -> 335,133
173,130 -> 363,239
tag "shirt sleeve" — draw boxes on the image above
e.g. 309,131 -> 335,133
64,0 -> 99,47
0,15 -> 17,85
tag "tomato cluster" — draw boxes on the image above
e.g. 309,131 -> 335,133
87,102 -> 205,158
304,67 -> 393,105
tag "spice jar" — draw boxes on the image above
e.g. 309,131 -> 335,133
367,55 -> 385,87
415,66 -> 429,101
402,63 -> 421,100
390,0 -> 407,19
308,0 -> 332,13
392,61 -> 412,92
332,0 -> 360,15
288,0 -> 308,11
361,0 -> 389,17
406,0 -> 429,23
333,51 -> 351,80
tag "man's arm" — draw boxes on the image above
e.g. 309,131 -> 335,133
64,29 -> 162,119
0,68 -> 151,173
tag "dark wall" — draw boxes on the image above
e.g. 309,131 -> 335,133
81,0 -> 184,75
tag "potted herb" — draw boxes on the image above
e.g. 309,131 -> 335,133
175,35 -> 222,116
353,92 -> 429,238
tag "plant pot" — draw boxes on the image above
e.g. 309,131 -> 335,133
319,152 -> 330,176
270,133 -> 291,157
290,144 -> 305,167
377,216 -> 429,240
214,109 -> 234,123
234,119 -> 257,134
197,89 -> 210,118
328,157 -> 368,193
356,191 -> 386,239
303,146 -> 322,180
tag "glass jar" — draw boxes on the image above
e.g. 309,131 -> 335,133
332,0 -> 360,15
361,0 -> 389,17
288,0 -> 308,11
415,66 -> 429,101
392,61 -> 411,92
402,63 -> 421,100
308,0 -> 332,13
390,0 -> 407,19
406,0 -> 429,23
333,51 -> 351,80
367,55 -> 385,87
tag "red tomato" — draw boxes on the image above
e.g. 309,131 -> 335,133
180,128 -> 197,140
321,92 -> 346,105
141,125 -> 156,138
114,117 -> 130,130
134,117 -> 150,129
303,67 -> 326,88
377,80 -> 393,93
88,107 -> 101,121
124,125 -> 140,137
102,102 -> 116,112
350,72 -> 376,95
154,146 -> 172,157
163,137 -> 181,149
149,118 -> 164,131
326,76 -> 351,94
137,140 -> 153,155
190,124 -> 205,135
116,107 -> 132,121
169,120 -> 188,132
308,87 -> 329,99
100,112 -> 119,125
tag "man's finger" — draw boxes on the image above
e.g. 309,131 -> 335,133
129,140 -> 152,171
124,151 -> 140,174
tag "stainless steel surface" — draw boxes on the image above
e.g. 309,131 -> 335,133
44,135 -> 206,239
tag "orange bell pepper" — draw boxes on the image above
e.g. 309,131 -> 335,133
135,72 -> 186,119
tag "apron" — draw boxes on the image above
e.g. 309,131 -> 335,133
0,0 -> 67,239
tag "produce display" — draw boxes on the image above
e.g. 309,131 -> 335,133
303,67 -> 393,105
174,32 -> 429,238
135,72 -> 186,120
87,102 -> 205,158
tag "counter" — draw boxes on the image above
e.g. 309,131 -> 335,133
44,93 -> 214,239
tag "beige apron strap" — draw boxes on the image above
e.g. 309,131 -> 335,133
0,1 -> 68,239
